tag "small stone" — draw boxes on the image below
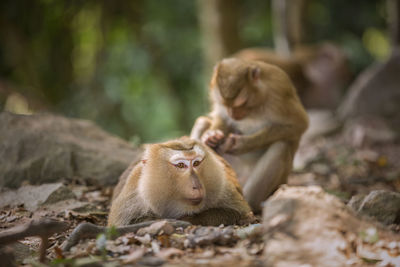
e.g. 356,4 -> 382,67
138,256 -> 165,266
136,220 -> 175,236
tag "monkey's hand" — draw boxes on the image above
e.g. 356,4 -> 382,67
220,133 -> 246,154
201,129 -> 225,148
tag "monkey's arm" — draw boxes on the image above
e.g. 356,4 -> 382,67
108,191 -> 158,226
190,116 -> 212,140
191,114 -> 232,149
223,121 -> 306,154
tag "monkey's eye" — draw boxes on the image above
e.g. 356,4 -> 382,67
175,162 -> 186,168
193,160 -> 200,167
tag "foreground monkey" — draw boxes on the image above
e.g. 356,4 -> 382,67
191,58 -> 309,212
108,137 -> 255,226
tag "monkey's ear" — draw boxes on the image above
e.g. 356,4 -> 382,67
248,66 -> 261,82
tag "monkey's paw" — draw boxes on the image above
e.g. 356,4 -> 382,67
201,130 -> 225,148
221,133 -> 244,154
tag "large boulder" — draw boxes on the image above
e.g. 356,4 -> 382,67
338,50 -> 400,132
263,186 -> 400,266
0,183 -> 75,211
0,112 -> 141,188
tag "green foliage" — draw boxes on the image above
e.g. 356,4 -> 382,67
307,0 -> 388,73
0,0 -> 390,142
105,225 -> 119,240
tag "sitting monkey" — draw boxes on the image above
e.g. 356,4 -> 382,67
108,137 -> 255,226
191,58 -> 309,212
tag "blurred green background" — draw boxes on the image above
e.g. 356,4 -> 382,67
0,0 -> 390,143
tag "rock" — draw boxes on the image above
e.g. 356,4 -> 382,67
348,190 -> 400,225
293,109 -> 340,170
136,221 -> 175,236
138,256 -> 165,266
235,224 -> 263,239
302,109 -> 342,143
338,50 -> 400,132
184,226 -> 237,248
0,112 -> 141,188
262,186 -> 400,266
343,116 -> 397,147
0,183 -> 75,211
347,194 -> 366,211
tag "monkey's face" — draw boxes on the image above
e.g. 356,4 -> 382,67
213,58 -> 263,120
138,138 -> 225,218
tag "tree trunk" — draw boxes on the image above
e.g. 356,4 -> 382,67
272,0 -> 307,57
197,0 -> 241,74
388,0 -> 400,47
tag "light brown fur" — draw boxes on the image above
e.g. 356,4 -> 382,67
191,58 -> 309,212
108,137 -> 255,226
234,44 -> 350,109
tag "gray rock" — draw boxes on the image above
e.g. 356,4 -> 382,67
293,109 -> 341,170
0,112 -> 141,188
343,116 -> 397,147
338,49 -> 400,132
302,109 -> 342,143
0,183 -> 75,211
347,193 -> 366,211
348,190 -> 400,225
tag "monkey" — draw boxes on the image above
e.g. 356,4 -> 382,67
190,58 -> 309,213
233,47 -> 309,98
108,136 -> 255,227
233,43 -> 350,109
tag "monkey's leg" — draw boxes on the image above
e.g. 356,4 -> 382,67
190,116 -> 211,140
242,141 -> 292,213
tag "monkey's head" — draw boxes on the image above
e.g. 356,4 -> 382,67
137,137 -> 226,218
211,58 -> 295,120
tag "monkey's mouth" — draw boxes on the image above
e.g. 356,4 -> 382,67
186,197 -> 203,206
229,107 -> 247,120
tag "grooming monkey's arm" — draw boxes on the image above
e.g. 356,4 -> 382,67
223,121 -> 306,154
191,115 -> 232,149
190,116 -> 212,140
245,123 -> 300,147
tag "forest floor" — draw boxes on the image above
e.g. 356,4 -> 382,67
1,131 -> 400,266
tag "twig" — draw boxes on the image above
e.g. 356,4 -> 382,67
0,218 -> 68,263
63,219 -> 191,251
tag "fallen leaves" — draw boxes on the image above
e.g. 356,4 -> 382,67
1,131 -> 400,266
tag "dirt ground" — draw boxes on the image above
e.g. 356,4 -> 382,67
1,132 -> 399,266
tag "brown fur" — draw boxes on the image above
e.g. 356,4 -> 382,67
191,58 -> 309,212
108,137 -> 255,226
234,44 -> 350,109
